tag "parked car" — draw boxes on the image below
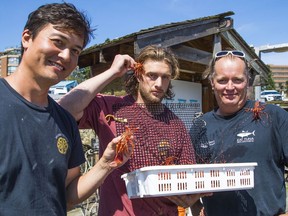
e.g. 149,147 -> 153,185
260,90 -> 283,101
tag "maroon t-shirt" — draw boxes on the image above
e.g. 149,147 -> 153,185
79,94 -> 196,216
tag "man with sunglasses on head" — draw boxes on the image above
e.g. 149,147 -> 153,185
190,50 -> 288,215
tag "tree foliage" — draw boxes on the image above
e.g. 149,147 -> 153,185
67,66 -> 91,83
285,80 -> 288,95
263,65 -> 275,90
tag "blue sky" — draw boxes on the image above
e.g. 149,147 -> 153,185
1,0 -> 287,65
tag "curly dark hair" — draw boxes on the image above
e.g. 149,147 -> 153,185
125,45 -> 179,99
21,3 -> 93,55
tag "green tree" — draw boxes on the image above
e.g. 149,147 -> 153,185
278,82 -> 284,93
285,80 -> 288,95
67,66 -> 91,83
263,66 -> 275,90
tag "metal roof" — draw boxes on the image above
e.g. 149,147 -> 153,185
50,80 -> 78,88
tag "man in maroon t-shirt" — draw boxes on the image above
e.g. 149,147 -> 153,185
60,45 -> 209,215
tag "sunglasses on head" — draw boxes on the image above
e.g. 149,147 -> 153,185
214,50 -> 245,59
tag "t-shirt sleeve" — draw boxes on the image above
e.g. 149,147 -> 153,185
78,98 -> 100,130
68,117 -> 85,169
274,105 -> 288,165
78,95 -> 112,133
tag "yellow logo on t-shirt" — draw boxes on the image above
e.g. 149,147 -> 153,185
57,136 -> 68,154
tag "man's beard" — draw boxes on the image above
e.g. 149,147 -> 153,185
139,88 -> 163,104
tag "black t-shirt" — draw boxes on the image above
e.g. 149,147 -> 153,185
0,79 -> 85,216
191,100 -> 288,215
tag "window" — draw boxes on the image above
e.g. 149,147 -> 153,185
7,66 -> 17,75
8,57 -> 19,65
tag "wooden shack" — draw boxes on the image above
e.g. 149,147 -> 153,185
78,11 -> 269,113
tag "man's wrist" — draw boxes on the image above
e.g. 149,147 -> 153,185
98,157 -> 114,171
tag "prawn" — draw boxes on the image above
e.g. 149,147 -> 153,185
114,125 -> 138,164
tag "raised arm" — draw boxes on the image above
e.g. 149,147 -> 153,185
59,54 -> 135,120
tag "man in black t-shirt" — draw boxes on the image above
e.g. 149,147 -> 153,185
0,3 -> 132,216
191,50 -> 288,215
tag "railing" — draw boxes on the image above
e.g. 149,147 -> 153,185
68,144 -> 100,216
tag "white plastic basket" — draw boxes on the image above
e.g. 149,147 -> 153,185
121,163 -> 257,198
